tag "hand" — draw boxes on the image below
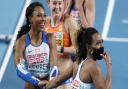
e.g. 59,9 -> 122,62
100,52 -> 112,64
46,78 -> 57,89
38,80 -> 48,88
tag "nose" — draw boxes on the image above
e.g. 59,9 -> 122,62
41,15 -> 46,21
100,43 -> 103,48
55,3 -> 59,9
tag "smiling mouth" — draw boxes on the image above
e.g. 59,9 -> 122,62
53,8 -> 61,14
40,21 -> 45,29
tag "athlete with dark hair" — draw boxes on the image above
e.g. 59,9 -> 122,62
14,2 -> 57,89
46,27 -> 112,89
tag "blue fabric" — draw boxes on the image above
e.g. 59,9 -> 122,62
16,66 -> 39,86
50,66 -> 59,77
42,32 -> 48,44
25,33 -> 31,47
61,78 -> 72,85
71,54 -> 77,62
25,32 -> 48,47
50,66 -> 72,85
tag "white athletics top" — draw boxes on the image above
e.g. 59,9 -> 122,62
72,60 -> 95,89
25,32 -> 50,78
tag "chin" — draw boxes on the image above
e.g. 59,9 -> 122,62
39,27 -> 44,31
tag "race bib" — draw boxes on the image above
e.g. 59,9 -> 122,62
54,32 -> 63,46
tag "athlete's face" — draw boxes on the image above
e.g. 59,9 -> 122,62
91,33 -> 104,60
91,33 -> 103,49
30,6 -> 46,31
49,0 -> 64,18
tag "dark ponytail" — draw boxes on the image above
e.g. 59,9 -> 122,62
76,27 -> 98,61
17,18 -> 30,39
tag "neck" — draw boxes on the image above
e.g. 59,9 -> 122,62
86,55 -> 93,59
51,16 -> 61,27
29,28 -> 41,41
86,52 -> 93,59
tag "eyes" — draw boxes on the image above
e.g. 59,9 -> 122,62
37,14 -> 46,18
52,1 -> 62,6
95,39 -> 103,45
32,12 -> 46,18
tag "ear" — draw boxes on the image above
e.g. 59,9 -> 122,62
28,16 -> 32,24
86,44 -> 93,53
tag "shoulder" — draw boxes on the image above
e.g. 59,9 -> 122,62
46,33 -> 56,46
14,34 -> 26,53
85,59 -> 100,73
46,33 -> 54,39
15,34 -> 26,47
16,34 -> 25,43
85,59 -> 101,78
64,16 -> 71,32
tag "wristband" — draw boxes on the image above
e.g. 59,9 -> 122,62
60,47 -> 64,53
16,63 -> 40,86
106,62 -> 112,65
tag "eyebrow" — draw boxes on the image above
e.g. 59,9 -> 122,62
96,39 -> 103,43
51,0 -> 63,2
33,11 -> 45,14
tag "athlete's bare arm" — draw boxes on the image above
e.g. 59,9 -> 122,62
64,0 -> 72,16
14,35 -> 25,66
46,33 -> 57,66
63,17 -> 77,54
101,53 -> 112,89
84,0 -> 95,27
76,0 -> 95,27
46,62 -> 74,89
89,53 -> 112,89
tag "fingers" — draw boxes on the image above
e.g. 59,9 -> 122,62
100,52 -> 107,58
46,82 -> 52,89
100,52 -> 112,64
38,80 -> 49,89
38,80 -> 48,87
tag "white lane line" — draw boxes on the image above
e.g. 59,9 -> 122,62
105,37 -> 128,42
0,0 -> 32,83
122,19 -> 128,24
102,0 -> 115,40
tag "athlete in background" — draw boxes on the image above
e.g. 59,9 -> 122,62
45,0 -> 76,88
64,0 -> 95,29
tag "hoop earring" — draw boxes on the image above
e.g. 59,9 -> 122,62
90,49 -> 93,54
29,24 -> 31,27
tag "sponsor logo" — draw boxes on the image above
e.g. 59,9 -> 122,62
27,53 -> 48,64
35,48 -> 40,52
72,80 -> 80,88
